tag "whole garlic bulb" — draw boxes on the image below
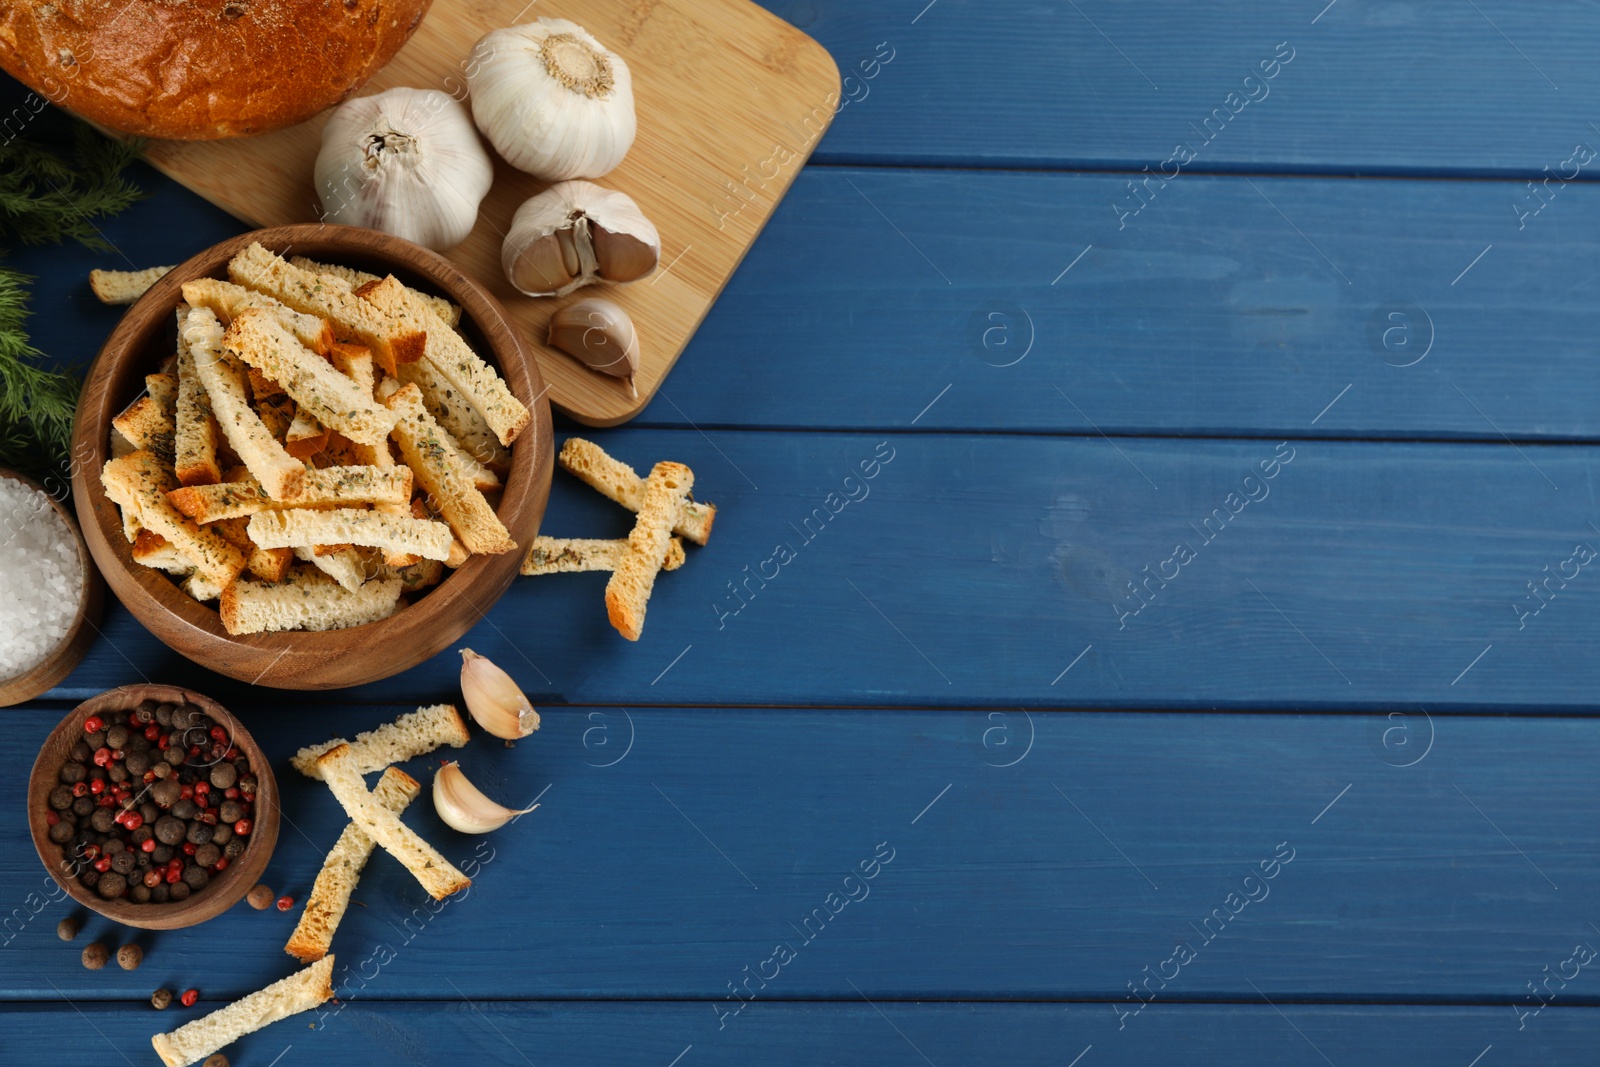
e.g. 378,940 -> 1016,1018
465,18 -> 636,181
315,87 -> 493,251
503,180 -> 660,297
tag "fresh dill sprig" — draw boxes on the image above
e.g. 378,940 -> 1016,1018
0,267 -> 79,473
0,124 -> 145,249
0,123 -> 145,479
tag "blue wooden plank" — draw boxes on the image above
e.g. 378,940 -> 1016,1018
639,166 -> 1600,437
0,1001 -> 1595,1067
759,0 -> 1600,176
12,149 -> 1600,441
6,705 -> 1600,1002
43,432 -> 1600,711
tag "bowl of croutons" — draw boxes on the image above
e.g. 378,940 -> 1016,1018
71,225 -> 553,689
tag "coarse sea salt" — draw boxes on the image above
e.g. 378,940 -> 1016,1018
0,478 -> 85,682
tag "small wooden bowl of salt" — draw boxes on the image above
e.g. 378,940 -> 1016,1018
0,469 -> 104,706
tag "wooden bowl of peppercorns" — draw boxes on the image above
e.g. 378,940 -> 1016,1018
27,683 -> 279,930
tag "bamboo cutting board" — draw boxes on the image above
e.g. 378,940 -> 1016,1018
141,0 -> 839,426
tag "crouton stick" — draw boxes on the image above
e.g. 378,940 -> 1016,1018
291,703 -> 470,779
286,768 -> 421,962
559,437 -> 715,544
184,307 -> 305,500
151,956 -> 334,1067
522,535 -> 686,576
384,382 -> 516,555
317,744 -> 470,900
605,462 -> 693,641
227,242 -> 425,372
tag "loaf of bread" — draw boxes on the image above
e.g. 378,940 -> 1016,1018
1,1 -> 432,140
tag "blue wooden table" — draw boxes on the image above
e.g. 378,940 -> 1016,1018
6,2 -> 1600,1062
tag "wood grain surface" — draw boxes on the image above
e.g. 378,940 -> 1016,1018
139,0 -> 841,426
8,0 -> 1600,1057
3,705 -> 1597,1006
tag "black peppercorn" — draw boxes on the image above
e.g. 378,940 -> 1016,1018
103,838 -> 123,855
96,873 -> 127,900
171,799 -> 198,821
107,764 -> 129,785
154,816 -> 186,846
210,763 -> 237,789
152,845 -> 174,865
185,821 -> 213,846
59,762 -> 86,785
84,729 -> 106,749
48,785 -> 73,810
72,796 -> 94,818
172,705 -> 204,730
151,779 -> 182,808
151,884 -> 170,904
49,821 -> 75,845
125,751 -> 152,777
80,869 -> 100,890
131,884 -> 151,904
168,881 -> 190,902
223,838 -> 246,860
139,802 -> 159,825
181,865 -> 209,890
151,987 -> 172,1010
69,740 -> 91,763
90,808 -> 116,834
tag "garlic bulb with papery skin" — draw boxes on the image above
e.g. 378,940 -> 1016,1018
315,88 -> 493,251
503,180 -> 660,297
432,762 -> 538,834
465,18 -> 636,181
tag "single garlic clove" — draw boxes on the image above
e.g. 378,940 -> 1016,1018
501,180 -> 659,297
433,762 -> 538,834
509,232 -> 578,295
460,648 -> 541,739
590,224 -> 660,283
547,297 -> 639,396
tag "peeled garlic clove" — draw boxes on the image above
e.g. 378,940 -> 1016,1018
502,180 -> 659,297
433,762 -> 537,834
466,18 -> 636,181
548,297 -> 640,396
460,648 -> 541,739
314,88 -> 494,252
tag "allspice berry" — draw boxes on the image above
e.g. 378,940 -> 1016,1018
246,884 -> 274,910
116,943 -> 143,971
204,1055 -> 230,1067
151,988 -> 172,1010
81,941 -> 110,970
56,915 -> 82,942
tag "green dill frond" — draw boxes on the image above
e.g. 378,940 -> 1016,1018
0,125 -> 146,250
0,267 -> 79,475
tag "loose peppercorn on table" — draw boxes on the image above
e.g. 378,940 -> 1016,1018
7,2 -> 1600,1063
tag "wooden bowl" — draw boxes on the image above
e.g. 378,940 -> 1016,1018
0,468 -> 105,706
71,225 -> 553,689
27,684 -> 279,930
